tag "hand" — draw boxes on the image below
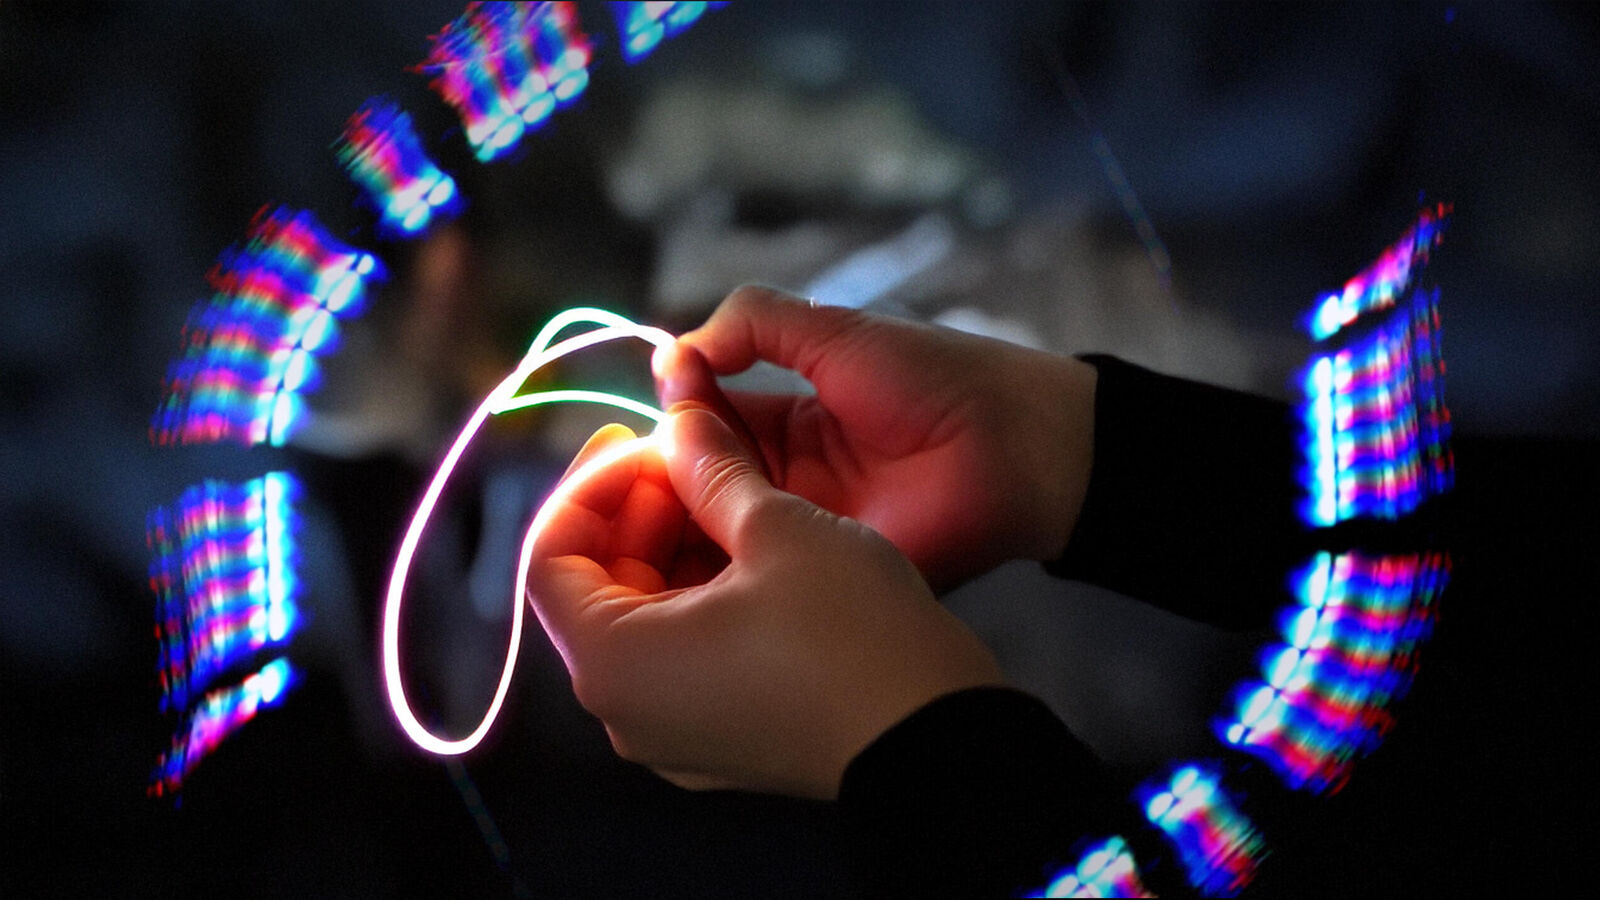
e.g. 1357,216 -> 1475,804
527,406 -> 1003,800
656,286 -> 1099,589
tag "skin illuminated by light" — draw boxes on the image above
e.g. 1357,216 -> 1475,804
382,310 -> 673,755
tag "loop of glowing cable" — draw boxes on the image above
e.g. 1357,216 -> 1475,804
382,308 -> 673,755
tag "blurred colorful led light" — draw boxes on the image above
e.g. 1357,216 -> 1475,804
418,1 -> 593,162
1219,551 -> 1447,793
612,2 -> 725,62
1139,765 -> 1265,896
152,207 -> 382,447
336,98 -> 460,236
148,472 -> 302,714
1031,836 -> 1154,898
150,657 -> 295,797
1299,288 -> 1451,526
1309,203 -> 1450,341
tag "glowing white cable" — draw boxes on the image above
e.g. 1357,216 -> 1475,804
382,310 -> 673,754
488,389 -> 667,423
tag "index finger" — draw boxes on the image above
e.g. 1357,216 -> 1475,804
677,285 -> 864,384
653,341 -> 772,481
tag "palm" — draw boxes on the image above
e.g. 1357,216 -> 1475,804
530,428 -> 725,602
725,332 -> 1012,589
667,288 -> 1094,590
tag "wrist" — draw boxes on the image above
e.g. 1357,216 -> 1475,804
1009,351 -> 1097,564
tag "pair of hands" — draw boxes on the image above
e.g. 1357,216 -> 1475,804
527,287 -> 1098,799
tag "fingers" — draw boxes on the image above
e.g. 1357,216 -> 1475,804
654,342 -> 774,481
664,526 -> 729,588
610,450 -> 685,576
524,553 -> 618,664
561,423 -> 641,506
652,341 -> 716,410
535,421 -> 687,583
531,426 -> 647,563
660,404 -> 783,554
676,285 -> 862,382
525,428 -> 666,665
608,556 -> 668,595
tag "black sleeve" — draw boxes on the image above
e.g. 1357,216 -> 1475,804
838,687 -> 1122,899
1045,354 -> 1312,629
838,359 -> 1311,898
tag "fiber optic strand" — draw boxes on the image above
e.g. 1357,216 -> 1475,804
383,308 -> 673,755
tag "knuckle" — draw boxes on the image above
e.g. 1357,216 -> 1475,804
739,493 -> 807,548
719,287 -> 763,324
727,283 -> 784,309
693,452 -> 752,511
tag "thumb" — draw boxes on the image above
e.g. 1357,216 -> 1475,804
654,341 -> 773,482
661,403 -> 780,553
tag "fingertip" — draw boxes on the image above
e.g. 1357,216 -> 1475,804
674,324 -> 709,352
568,422 -> 638,476
581,423 -> 638,460
650,340 -> 680,381
656,342 -> 719,409
595,421 -> 638,443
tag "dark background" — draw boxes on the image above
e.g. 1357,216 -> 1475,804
2,2 -> 1594,896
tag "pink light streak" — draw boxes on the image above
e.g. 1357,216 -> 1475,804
382,308 -> 673,755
